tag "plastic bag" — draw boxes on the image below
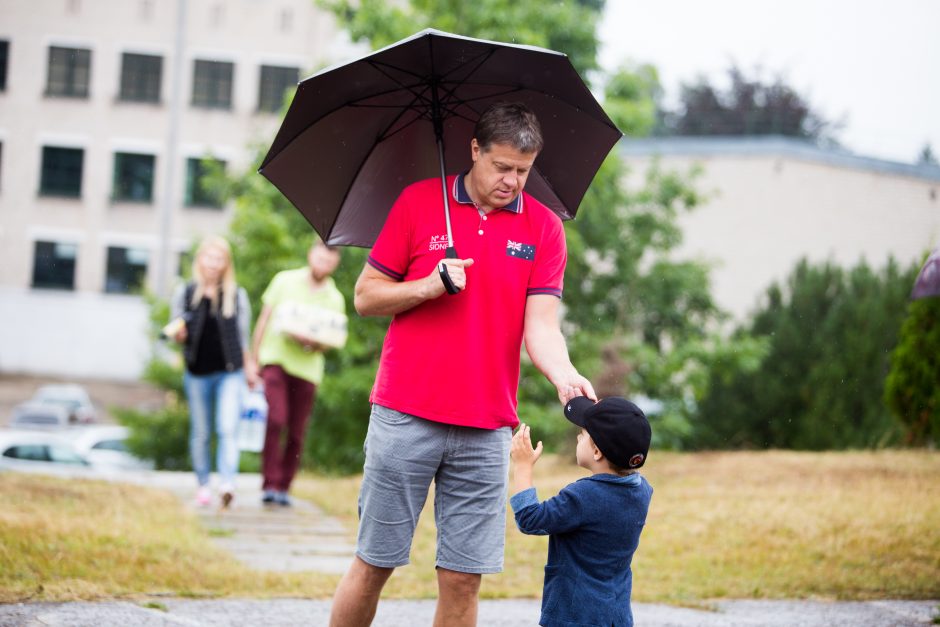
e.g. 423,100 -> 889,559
238,386 -> 268,453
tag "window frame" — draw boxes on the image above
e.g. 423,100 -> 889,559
111,152 -> 155,203
31,240 -> 78,291
45,45 -> 92,98
104,245 -> 149,294
257,64 -> 299,113
39,146 -> 84,198
184,157 -> 227,208
118,52 -> 163,103
191,59 -> 234,109
0,40 -> 9,92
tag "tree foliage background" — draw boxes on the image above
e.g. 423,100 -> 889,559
694,258 -> 920,450
658,65 -> 840,145
884,293 -> 940,446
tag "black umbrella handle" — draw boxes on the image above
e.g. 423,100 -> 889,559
439,246 -> 461,295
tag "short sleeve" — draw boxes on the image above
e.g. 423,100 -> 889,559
261,271 -> 284,307
526,214 -> 566,298
366,185 -> 414,281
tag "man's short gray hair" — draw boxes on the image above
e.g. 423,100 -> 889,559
473,102 -> 543,154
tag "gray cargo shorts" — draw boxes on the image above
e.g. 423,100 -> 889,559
356,404 -> 512,574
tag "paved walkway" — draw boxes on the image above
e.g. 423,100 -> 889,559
117,470 -> 357,574
1,598 -> 937,626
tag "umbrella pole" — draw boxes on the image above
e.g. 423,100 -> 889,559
436,136 -> 460,295
432,79 -> 460,294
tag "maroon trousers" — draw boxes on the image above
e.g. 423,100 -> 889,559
260,365 -> 316,492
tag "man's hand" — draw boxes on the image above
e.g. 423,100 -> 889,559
425,258 -> 474,298
551,371 -> 597,406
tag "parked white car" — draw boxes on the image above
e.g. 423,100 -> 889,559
30,384 -> 97,424
70,425 -> 153,471
0,429 -> 92,474
10,401 -> 71,429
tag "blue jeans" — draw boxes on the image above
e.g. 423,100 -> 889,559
183,369 -> 244,488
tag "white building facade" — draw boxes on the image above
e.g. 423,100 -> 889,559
620,137 -> 940,321
0,0 -> 354,380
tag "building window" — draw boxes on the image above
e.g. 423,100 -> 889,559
45,46 -> 92,98
191,59 -> 233,109
32,241 -> 77,290
105,246 -> 149,294
185,157 -> 226,208
258,65 -> 298,113
0,40 -> 9,92
119,53 -> 162,103
112,152 -> 155,202
40,146 -> 84,197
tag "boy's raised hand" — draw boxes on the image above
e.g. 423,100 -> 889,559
511,423 -> 543,466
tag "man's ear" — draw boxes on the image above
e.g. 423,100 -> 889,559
470,138 -> 480,162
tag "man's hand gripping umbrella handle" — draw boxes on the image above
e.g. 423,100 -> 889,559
439,246 -> 461,295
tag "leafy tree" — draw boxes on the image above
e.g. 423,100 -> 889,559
694,257 -> 920,449
603,62 -> 662,138
884,295 -> 940,446
317,0 -> 604,76
661,65 -> 840,145
917,143 -> 938,166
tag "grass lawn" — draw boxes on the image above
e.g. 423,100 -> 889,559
1,450 -> 938,603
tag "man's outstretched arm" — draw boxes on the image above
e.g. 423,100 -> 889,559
523,294 -> 596,404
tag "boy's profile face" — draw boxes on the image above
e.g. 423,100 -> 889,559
575,428 -> 597,469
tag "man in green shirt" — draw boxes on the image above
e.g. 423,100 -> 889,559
248,242 -> 345,506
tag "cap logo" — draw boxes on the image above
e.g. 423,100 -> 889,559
629,453 -> 645,468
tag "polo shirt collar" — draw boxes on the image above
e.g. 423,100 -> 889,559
453,172 -> 523,214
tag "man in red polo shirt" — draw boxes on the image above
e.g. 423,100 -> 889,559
330,102 -> 595,627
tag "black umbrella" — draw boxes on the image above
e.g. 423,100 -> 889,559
911,248 -> 940,300
259,28 -> 621,254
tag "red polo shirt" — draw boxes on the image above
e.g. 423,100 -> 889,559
367,174 -> 566,430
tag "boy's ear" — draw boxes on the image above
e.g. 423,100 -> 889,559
592,443 -> 603,462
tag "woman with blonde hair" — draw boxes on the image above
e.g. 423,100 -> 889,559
170,235 -> 254,508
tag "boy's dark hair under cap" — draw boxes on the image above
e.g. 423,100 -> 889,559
564,396 -> 651,469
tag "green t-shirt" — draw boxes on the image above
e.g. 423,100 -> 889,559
258,268 -> 346,385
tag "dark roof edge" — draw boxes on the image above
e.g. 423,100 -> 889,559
618,135 -> 940,183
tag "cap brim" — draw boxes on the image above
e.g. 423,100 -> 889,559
563,396 -> 595,427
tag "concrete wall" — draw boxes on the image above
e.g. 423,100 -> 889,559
0,287 -> 150,381
621,144 -> 940,320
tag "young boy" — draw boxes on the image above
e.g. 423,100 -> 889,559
510,396 -> 654,627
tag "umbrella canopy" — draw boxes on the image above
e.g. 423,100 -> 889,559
911,248 -> 940,300
259,28 -> 622,248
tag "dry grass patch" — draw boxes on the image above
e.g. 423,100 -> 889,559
294,450 -> 940,602
2,450 -> 937,603
0,474 -> 339,602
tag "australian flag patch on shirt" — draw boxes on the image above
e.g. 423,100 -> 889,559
506,239 -> 536,261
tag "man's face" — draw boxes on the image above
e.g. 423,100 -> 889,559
308,245 -> 340,280
468,139 -> 537,210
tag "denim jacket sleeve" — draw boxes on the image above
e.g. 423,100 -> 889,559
510,484 -> 585,536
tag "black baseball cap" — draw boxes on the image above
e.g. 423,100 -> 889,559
564,396 -> 651,469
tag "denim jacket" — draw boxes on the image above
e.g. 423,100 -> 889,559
511,473 -> 653,627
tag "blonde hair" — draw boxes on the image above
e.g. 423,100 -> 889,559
191,235 -> 237,318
